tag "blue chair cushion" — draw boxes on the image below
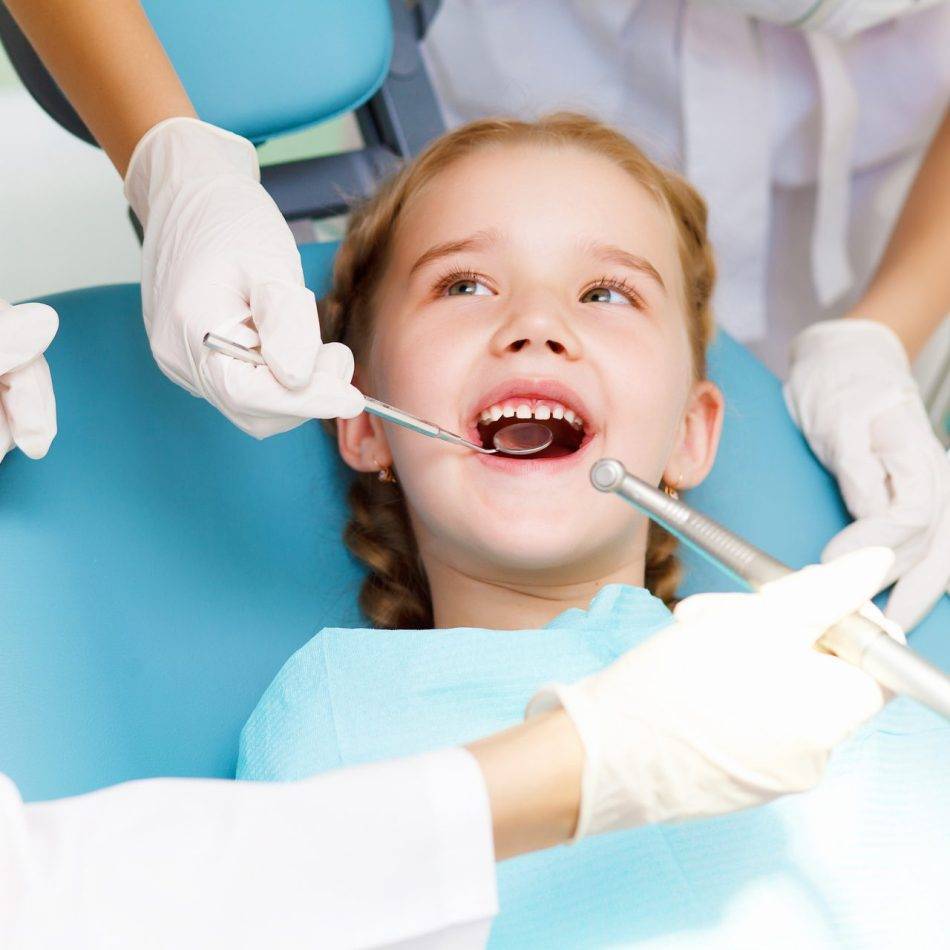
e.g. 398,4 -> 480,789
141,1 -> 392,142
1,240 -> 946,801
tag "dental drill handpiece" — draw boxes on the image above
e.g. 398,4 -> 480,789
590,458 -> 950,722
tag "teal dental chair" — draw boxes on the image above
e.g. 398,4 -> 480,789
1,1 -> 946,804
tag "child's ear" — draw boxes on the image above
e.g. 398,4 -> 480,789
663,380 -> 724,491
337,365 -> 392,474
337,413 -> 392,474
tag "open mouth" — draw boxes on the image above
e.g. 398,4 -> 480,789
470,392 -> 595,460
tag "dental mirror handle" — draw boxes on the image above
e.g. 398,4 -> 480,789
202,332 -> 493,453
359,395 -> 495,453
590,457 -> 950,722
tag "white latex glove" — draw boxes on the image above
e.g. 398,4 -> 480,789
785,318 -> 950,631
528,548 -> 904,839
0,299 -> 58,463
124,117 -> 365,438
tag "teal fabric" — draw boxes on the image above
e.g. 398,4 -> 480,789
238,585 -> 950,949
140,1 -> 392,142
0,244 -> 360,802
1,238 -> 947,803
236,586 -> 673,781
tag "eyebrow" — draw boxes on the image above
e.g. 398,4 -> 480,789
580,239 -> 666,291
408,228 -> 502,277
408,229 -> 666,292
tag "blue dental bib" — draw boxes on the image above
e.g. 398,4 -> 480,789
238,584 -> 950,949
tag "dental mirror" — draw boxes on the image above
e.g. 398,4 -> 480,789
491,421 -> 554,455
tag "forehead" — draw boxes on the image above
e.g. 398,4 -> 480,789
392,142 -> 679,273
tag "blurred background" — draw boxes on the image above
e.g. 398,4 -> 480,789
0,41 -> 138,300
0,41 -> 359,302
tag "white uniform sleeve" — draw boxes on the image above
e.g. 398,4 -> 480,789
0,749 -> 497,949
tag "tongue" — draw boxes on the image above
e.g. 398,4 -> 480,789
524,441 -> 573,460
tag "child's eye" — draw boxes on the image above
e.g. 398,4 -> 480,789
432,267 -> 494,297
447,278 -> 492,297
581,277 -> 644,309
582,286 -> 625,305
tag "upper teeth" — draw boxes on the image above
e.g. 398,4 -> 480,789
478,399 -> 584,429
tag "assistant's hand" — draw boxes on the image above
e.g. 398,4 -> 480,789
785,318 -> 950,631
527,548 -> 903,839
124,117 -> 365,438
0,299 -> 58,463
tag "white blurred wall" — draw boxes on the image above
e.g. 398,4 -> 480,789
0,43 -> 358,302
0,47 -> 141,301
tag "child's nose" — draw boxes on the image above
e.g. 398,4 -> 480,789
490,298 -> 583,358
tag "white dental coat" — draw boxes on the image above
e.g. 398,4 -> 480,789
0,750 -> 498,948
420,0 -> 950,375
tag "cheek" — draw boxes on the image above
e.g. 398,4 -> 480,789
599,326 -> 692,475
373,326 -> 457,410
369,328 -> 471,487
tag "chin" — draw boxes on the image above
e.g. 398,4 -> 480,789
408,474 -> 639,576
466,519 -> 602,573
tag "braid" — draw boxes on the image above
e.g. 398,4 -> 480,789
636,168 -> 716,610
342,474 -> 432,629
644,522 -> 682,609
319,171 -> 435,628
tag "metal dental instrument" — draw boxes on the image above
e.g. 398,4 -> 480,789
203,332 -> 553,456
590,457 -> 950,722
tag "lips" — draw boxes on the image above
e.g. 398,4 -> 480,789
464,377 -> 597,433
468,378 -> 596,462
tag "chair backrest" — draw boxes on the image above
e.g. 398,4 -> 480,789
3,244 -> 947,803
0,0 -> 446,221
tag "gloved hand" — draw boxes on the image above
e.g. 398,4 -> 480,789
124,117 -> 365,438
785,318 -> 950,631
0,299 -> 58,463
528,548 -> 903,839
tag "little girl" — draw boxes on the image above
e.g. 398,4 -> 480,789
238,115 -> 949,947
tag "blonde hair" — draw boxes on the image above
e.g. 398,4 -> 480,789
320,112 -> 716,629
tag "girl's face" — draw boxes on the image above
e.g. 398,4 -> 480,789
339,143 -> 722,587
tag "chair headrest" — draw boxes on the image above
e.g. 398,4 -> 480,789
144,0 -> 393,141
0,0 -> 394,145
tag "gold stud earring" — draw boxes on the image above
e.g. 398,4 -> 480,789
373,457 -> 397,484
662,475 -> 681,499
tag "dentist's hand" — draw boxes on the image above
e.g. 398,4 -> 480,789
528,548 -> 903,839
0,299 -> 58,463
124,117 -> 365,438
785,318 -> 950,631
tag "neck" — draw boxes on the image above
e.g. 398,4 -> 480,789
424,549 -> 647,630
